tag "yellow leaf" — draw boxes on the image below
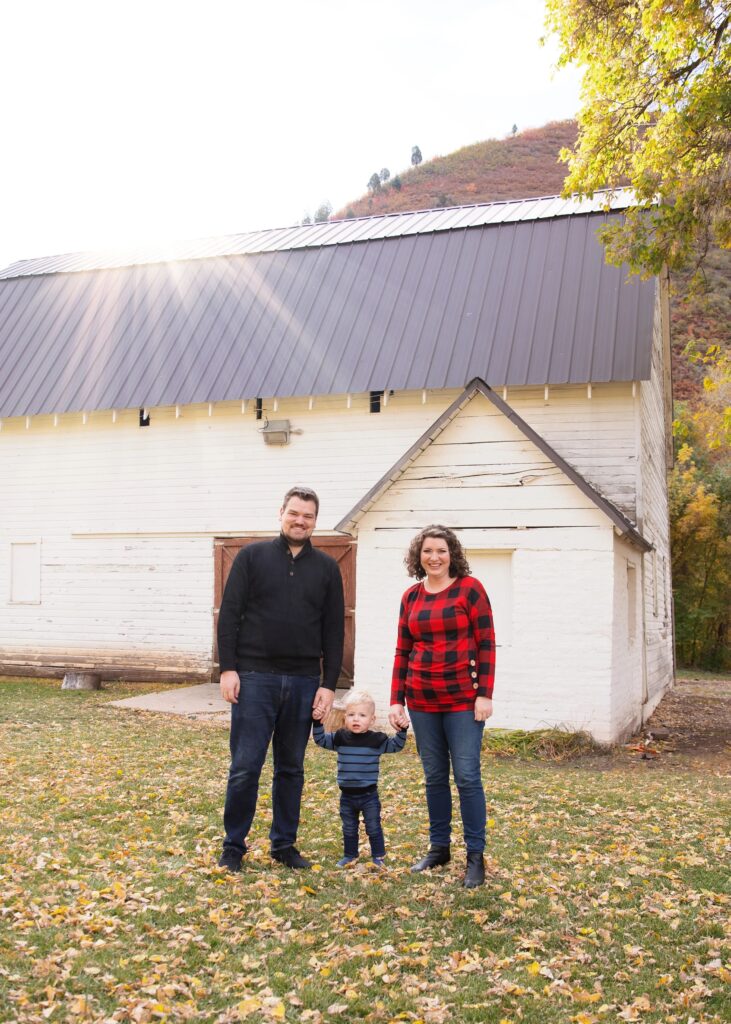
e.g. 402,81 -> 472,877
237,998 -> 262,1016
488,818 -> 496,828
271,1002 -> 286,1019
527,961 -> 541,975
300,885 -> 317,895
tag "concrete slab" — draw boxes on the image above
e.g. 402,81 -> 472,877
107,683 -> 352,723
108,683 -> 229,717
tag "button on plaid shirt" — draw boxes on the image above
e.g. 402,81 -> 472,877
390,576 -> 495,712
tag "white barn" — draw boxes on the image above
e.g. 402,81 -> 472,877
0,193 -> 674,742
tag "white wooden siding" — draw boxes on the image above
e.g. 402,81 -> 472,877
610,539 -> 645,738
1,383 -> 639,696
637,282 -> 674,713
504,385 -> 638,520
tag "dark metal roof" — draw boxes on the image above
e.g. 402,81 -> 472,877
0,193 -> 656,420
0,190 -> 635,280
336,378 -> 652,551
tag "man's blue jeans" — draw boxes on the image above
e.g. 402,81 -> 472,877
409,709 -> 486,853
223,671 -> 320,854
339,788 -> 385,858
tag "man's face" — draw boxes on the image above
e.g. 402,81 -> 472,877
279,496 -> 318,547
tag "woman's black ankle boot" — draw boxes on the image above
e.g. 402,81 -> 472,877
410,846 -> 451,873
463,851 -> 485,888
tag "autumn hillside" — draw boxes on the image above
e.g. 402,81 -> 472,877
335,121 -> 579,219
335,120 -> 730,406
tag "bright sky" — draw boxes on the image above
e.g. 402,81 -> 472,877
0,0 -> 581,272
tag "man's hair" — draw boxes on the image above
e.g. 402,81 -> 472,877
404,524 -> 470,580
343,689 -> 375,714
281,486 -> 320,516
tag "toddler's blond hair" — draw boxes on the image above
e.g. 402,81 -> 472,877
343,689 -> 375,714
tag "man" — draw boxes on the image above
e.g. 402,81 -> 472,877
217,485 -> 345,871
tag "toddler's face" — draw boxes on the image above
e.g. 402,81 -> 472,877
344,703 -> 375,733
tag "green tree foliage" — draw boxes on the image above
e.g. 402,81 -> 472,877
511,124 -> 518,137
546,1 -> 731,277
670,345 -> 731,669
411,145 -> 422,167
379,167 -> 390,182
313,201 -> 332,223
368,172 -> 382,194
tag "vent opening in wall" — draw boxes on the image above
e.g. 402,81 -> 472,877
369,390 -> 384,413
139,408 -> 150,427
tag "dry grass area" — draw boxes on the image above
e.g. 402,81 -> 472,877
1,677 -> 730,1024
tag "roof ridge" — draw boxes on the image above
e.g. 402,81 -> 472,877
0,189 -> 635,281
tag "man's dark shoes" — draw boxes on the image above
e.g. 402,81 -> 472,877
218,848 -> 243,873
271,846 -> 311,869
463,851 -> 485,888
410,846 -> 451,873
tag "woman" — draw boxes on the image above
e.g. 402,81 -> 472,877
389,525 -> 495,888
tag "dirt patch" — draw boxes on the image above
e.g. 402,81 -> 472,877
620,675 -> 731,773
644,677 -> 731,752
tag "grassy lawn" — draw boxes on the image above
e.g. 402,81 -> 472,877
1,679 -> 729,1024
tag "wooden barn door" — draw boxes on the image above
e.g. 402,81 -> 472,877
213,536 -> 356,686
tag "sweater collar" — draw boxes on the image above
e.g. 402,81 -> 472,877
275,533 -> 313,559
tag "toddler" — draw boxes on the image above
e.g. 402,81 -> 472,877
312,689 -> 408,866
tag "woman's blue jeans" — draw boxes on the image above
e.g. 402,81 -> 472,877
409,709 -> 486,853
223,671 -> 320,854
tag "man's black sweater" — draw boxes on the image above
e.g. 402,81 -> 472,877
217,535 -> 345,689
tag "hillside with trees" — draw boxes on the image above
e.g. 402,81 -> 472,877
334,121 -> 579,220
335,120 -> 730,669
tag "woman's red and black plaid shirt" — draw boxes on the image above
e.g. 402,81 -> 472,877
390,575 -> 496,712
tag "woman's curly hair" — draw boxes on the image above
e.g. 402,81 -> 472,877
404,525 -> 471,580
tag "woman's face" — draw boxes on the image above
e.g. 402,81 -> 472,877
420,537 -> 451,582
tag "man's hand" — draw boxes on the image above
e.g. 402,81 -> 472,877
312,687 -> 335,720
389,703 -> 409,730
220,670 -> 240,704
474,697 -> 493,722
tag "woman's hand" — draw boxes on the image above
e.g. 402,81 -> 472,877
474,697 -> 493,722
389,703 -> 409,730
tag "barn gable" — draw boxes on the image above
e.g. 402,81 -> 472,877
336,378 -> 651,551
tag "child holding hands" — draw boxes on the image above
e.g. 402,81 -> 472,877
312,689 -> 408,866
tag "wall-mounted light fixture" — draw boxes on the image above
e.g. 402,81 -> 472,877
259,418 -> 302,445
